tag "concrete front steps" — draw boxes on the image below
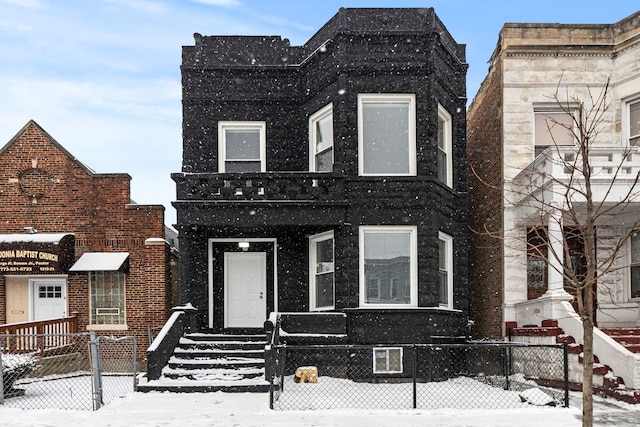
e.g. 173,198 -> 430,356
600,328 -> 640,354
510,321 -> 640,404
138,333 -> 269,393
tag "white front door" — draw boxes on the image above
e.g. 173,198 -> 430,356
31,279 -> 67,321
224,252 -> 267,328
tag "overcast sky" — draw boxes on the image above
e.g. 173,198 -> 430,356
1,0 -> 638,228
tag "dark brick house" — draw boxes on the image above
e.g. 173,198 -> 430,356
173,7 -> 468,351
0,120 -> 178,360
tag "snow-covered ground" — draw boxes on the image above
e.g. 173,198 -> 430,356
1,375 -> 640,426
1,389 -> 639,426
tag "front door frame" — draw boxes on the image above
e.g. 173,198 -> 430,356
208,238 -> 278,329
29,277 -> 68,321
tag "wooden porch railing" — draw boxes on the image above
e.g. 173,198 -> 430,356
0,315 -> 79,354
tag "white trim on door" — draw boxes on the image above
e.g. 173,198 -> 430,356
29,278 -> 67,321
208,238 -> 278,329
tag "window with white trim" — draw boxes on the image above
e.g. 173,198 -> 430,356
359,226 -> 417,307
534,110 -> 575,157
309,231 -> 335,310
628,98 -> 640,147
630,232 -> 640,298
218,121 -> 266,172
373,347 -> 403,373
90,271 -> 125,325
309,104 -> 333,172
358,94 -> 416,176
437,104 -> 453,187
438,232 -> 453,308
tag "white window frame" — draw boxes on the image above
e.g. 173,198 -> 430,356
533,108 -> 576,157
218,121 -> 266,172
357,94 -> 416,176
309,103 -> 334,172
309,230 -> 335,311
437,104 -> 453,187
629,231 -> 640,299
359,225 -> 418,308
89,271 -> 127,329
373,347 -> 403,374
438,231 -> 454,309
626,97 -> 640,147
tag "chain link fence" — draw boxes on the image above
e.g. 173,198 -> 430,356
0,331 -> 136,410
268,342 -> 568,410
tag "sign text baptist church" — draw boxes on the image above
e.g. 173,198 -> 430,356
0,234 -> 75,274
0,249 -> 60,273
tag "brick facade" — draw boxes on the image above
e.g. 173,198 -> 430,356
0,120 -> 177,359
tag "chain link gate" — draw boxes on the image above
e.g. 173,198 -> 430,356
0,331 -> 137,410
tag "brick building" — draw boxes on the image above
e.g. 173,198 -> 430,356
173,7 -> 469,347
0,120 -> 178,359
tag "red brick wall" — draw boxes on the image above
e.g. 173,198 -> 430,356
0,121 -> 173,359
467,56 -> 506,339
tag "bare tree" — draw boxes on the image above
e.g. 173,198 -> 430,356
471,77 -> 640,426
509,78 -> 640,426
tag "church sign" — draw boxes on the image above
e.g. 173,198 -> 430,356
0,233 -> 75,274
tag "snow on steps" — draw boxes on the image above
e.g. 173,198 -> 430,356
511,321 -> 640,404
137,333 -> 269,393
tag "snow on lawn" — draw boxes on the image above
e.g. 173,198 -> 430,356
1,374 -> 639,426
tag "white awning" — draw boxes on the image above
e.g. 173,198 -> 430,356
69,252 -> 129,272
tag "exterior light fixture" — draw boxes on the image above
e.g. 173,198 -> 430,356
238,241 -> 250,251
24,227 -> 37,234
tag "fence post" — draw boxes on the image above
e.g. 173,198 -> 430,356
412,345 -> 417,409
0,341 -> 4,405
563,341 -> 569,408
89,330 -> 103,410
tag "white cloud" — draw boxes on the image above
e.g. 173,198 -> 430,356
0,0 -> 47,8
100,0 -> 166,14
189,0 -> 243,8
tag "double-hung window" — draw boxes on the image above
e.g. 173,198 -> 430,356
534,109 -> 575,157
309,104 -> 333,172
630,232 -> 640,298
309,231 -> 335,310
628,99 -> 640,147
437,105 -> 453,187
359,226 -> 417,307
218,121 -> 266,172
358,94 -> 416,176
438,232 -> 453,308
90,271 -> 126,326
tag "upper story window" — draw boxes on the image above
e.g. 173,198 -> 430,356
309,104 -> 333,172
628,98 -> 640,147
438,232 -> 454,308
437,105 -> 453,187
358,94 -> 416,176
218,121 -> 266,172
534,110 -> 575,157
359,226 -> 417,307
309,230 -> 335,310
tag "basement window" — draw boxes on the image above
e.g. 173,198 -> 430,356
373,347 -> 403,374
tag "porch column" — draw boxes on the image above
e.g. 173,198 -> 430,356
546,212 -> 569,296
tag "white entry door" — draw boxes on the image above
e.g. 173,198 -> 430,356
31,279 -> 67,321
224,252 -> 267,328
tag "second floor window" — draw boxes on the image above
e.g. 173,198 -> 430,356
218,121 -> 266,172
358,94 -> 416,176
437,105 -> 453,187
309,104 -> 334,172
534,110 -> 575,157
629,99 -> 640,147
